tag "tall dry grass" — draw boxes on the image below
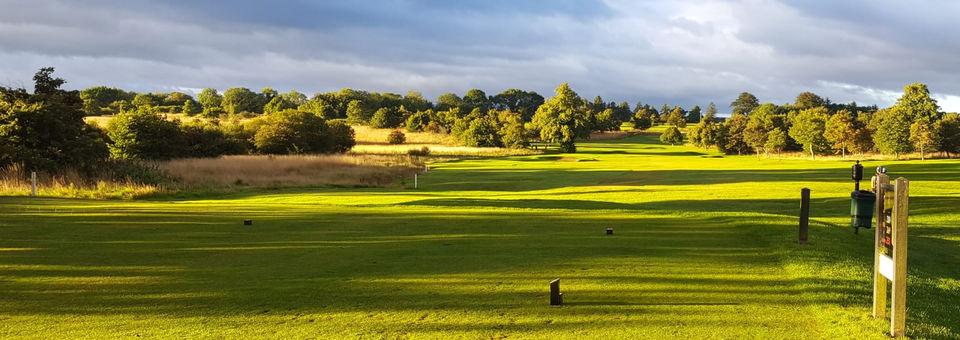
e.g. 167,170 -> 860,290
0,164 -> 161,199
351,126 -> 456,145
160,154 -> 424,188
350,144 -> 538,157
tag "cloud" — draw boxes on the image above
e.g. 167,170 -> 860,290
1,0 -> 959,112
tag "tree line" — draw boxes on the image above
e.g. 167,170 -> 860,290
684,85 -> 958,159
4,67 -> 957,176
0,68 -> 355,174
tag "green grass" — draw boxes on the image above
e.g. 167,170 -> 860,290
1,133 -> 958,338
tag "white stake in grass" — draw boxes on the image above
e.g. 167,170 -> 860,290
31,171 -> 37,197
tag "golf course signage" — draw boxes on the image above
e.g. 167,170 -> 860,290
871,171 -> 909,337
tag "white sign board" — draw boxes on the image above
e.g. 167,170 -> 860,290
879,254 -> 894,281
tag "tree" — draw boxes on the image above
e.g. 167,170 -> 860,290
660,126 -> 683,145
719,113 -> 750,155
909,120 -> 939,160
703,102 -> 718,122
401,91 -> 432,113
824,110 -> 857,158
731,92 -> 759,115
253,110 -> 330,154
659,104 -> 671,123
0,68 -> 108,171
222,87 -> 261,115
789,107 -> 829,158
436,93 -> 463,111
873,108 -> 912,158
80,86 -> 134,115
405,110 -> 432,132
666,106 -> 686,127
460,116 -> 503,147
106,108 -> 185,160
632,106 -> 654,130
894,83 -> 940,122
345,100 -> 370,124
794,91 -> 826,110
530,83 -> 591,153
165,92 -> 193,106
299,97 -> 336,119
132,93 -> 161,108
498,111 -> 528,148
263,96 -> 297,115
938,113 -> 960,157
743,103 -> 783,156
492,89 -> 543,122
281,91 -> 308,106
197,88 -> 222,112
370,107 -> 403,128
259,87 -> 278,108
687,105 -> 701,123
180,120 -> 245,157
182,99 -> 202,116
325,120 -> 356,153
462,89 -> 491,112
764,128 -> 788,157
595,108 -> 621,132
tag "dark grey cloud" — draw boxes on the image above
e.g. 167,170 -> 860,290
1,0 -> 959,111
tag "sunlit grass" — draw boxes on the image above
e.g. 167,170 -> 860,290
0,133 -> 957,338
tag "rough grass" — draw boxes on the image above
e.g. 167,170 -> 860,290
350,144 -> 539,157
1,134 -> 958,338
160,154 -> 423,189
352,125 -> 457,146
0,164 -> 160,199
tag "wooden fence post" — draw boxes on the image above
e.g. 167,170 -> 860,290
799,188 -> 810,244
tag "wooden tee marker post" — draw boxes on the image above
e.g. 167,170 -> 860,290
871,172 -> 909,337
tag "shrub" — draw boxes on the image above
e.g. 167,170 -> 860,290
460,117 -> 503,147
660,126 -> 683,145
408,146 -> 431,156
182,99 -> 202,116
325,119 -> 356,153
180,121 -> 246,157
253,110 -> 329,154
388,130 -> 406,145
107,108 -> 186,160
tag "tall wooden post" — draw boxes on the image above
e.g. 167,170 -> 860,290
31,171 -> 37,197
798,188 -> 810,244
871,173 -> 908,337
890,178 -> 908,337
872,174 -> 887,318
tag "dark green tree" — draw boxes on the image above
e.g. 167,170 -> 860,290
660,126 -> 683,145
0,68 -> 108,171
730,92 -> 759,115
794,91 -> 826,110
222,87 -> 261,115
106,108 -> 185,160
530,83 -> 591,153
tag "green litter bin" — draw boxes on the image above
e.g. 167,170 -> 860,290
850,190 -> 876,230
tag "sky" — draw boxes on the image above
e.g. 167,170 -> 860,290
2,0 -> 960,112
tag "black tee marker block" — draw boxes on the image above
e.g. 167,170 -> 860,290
550,279 -> 563,306
243,219 -> 253,226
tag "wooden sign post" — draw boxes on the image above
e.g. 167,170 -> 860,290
871,173 -> 908,337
